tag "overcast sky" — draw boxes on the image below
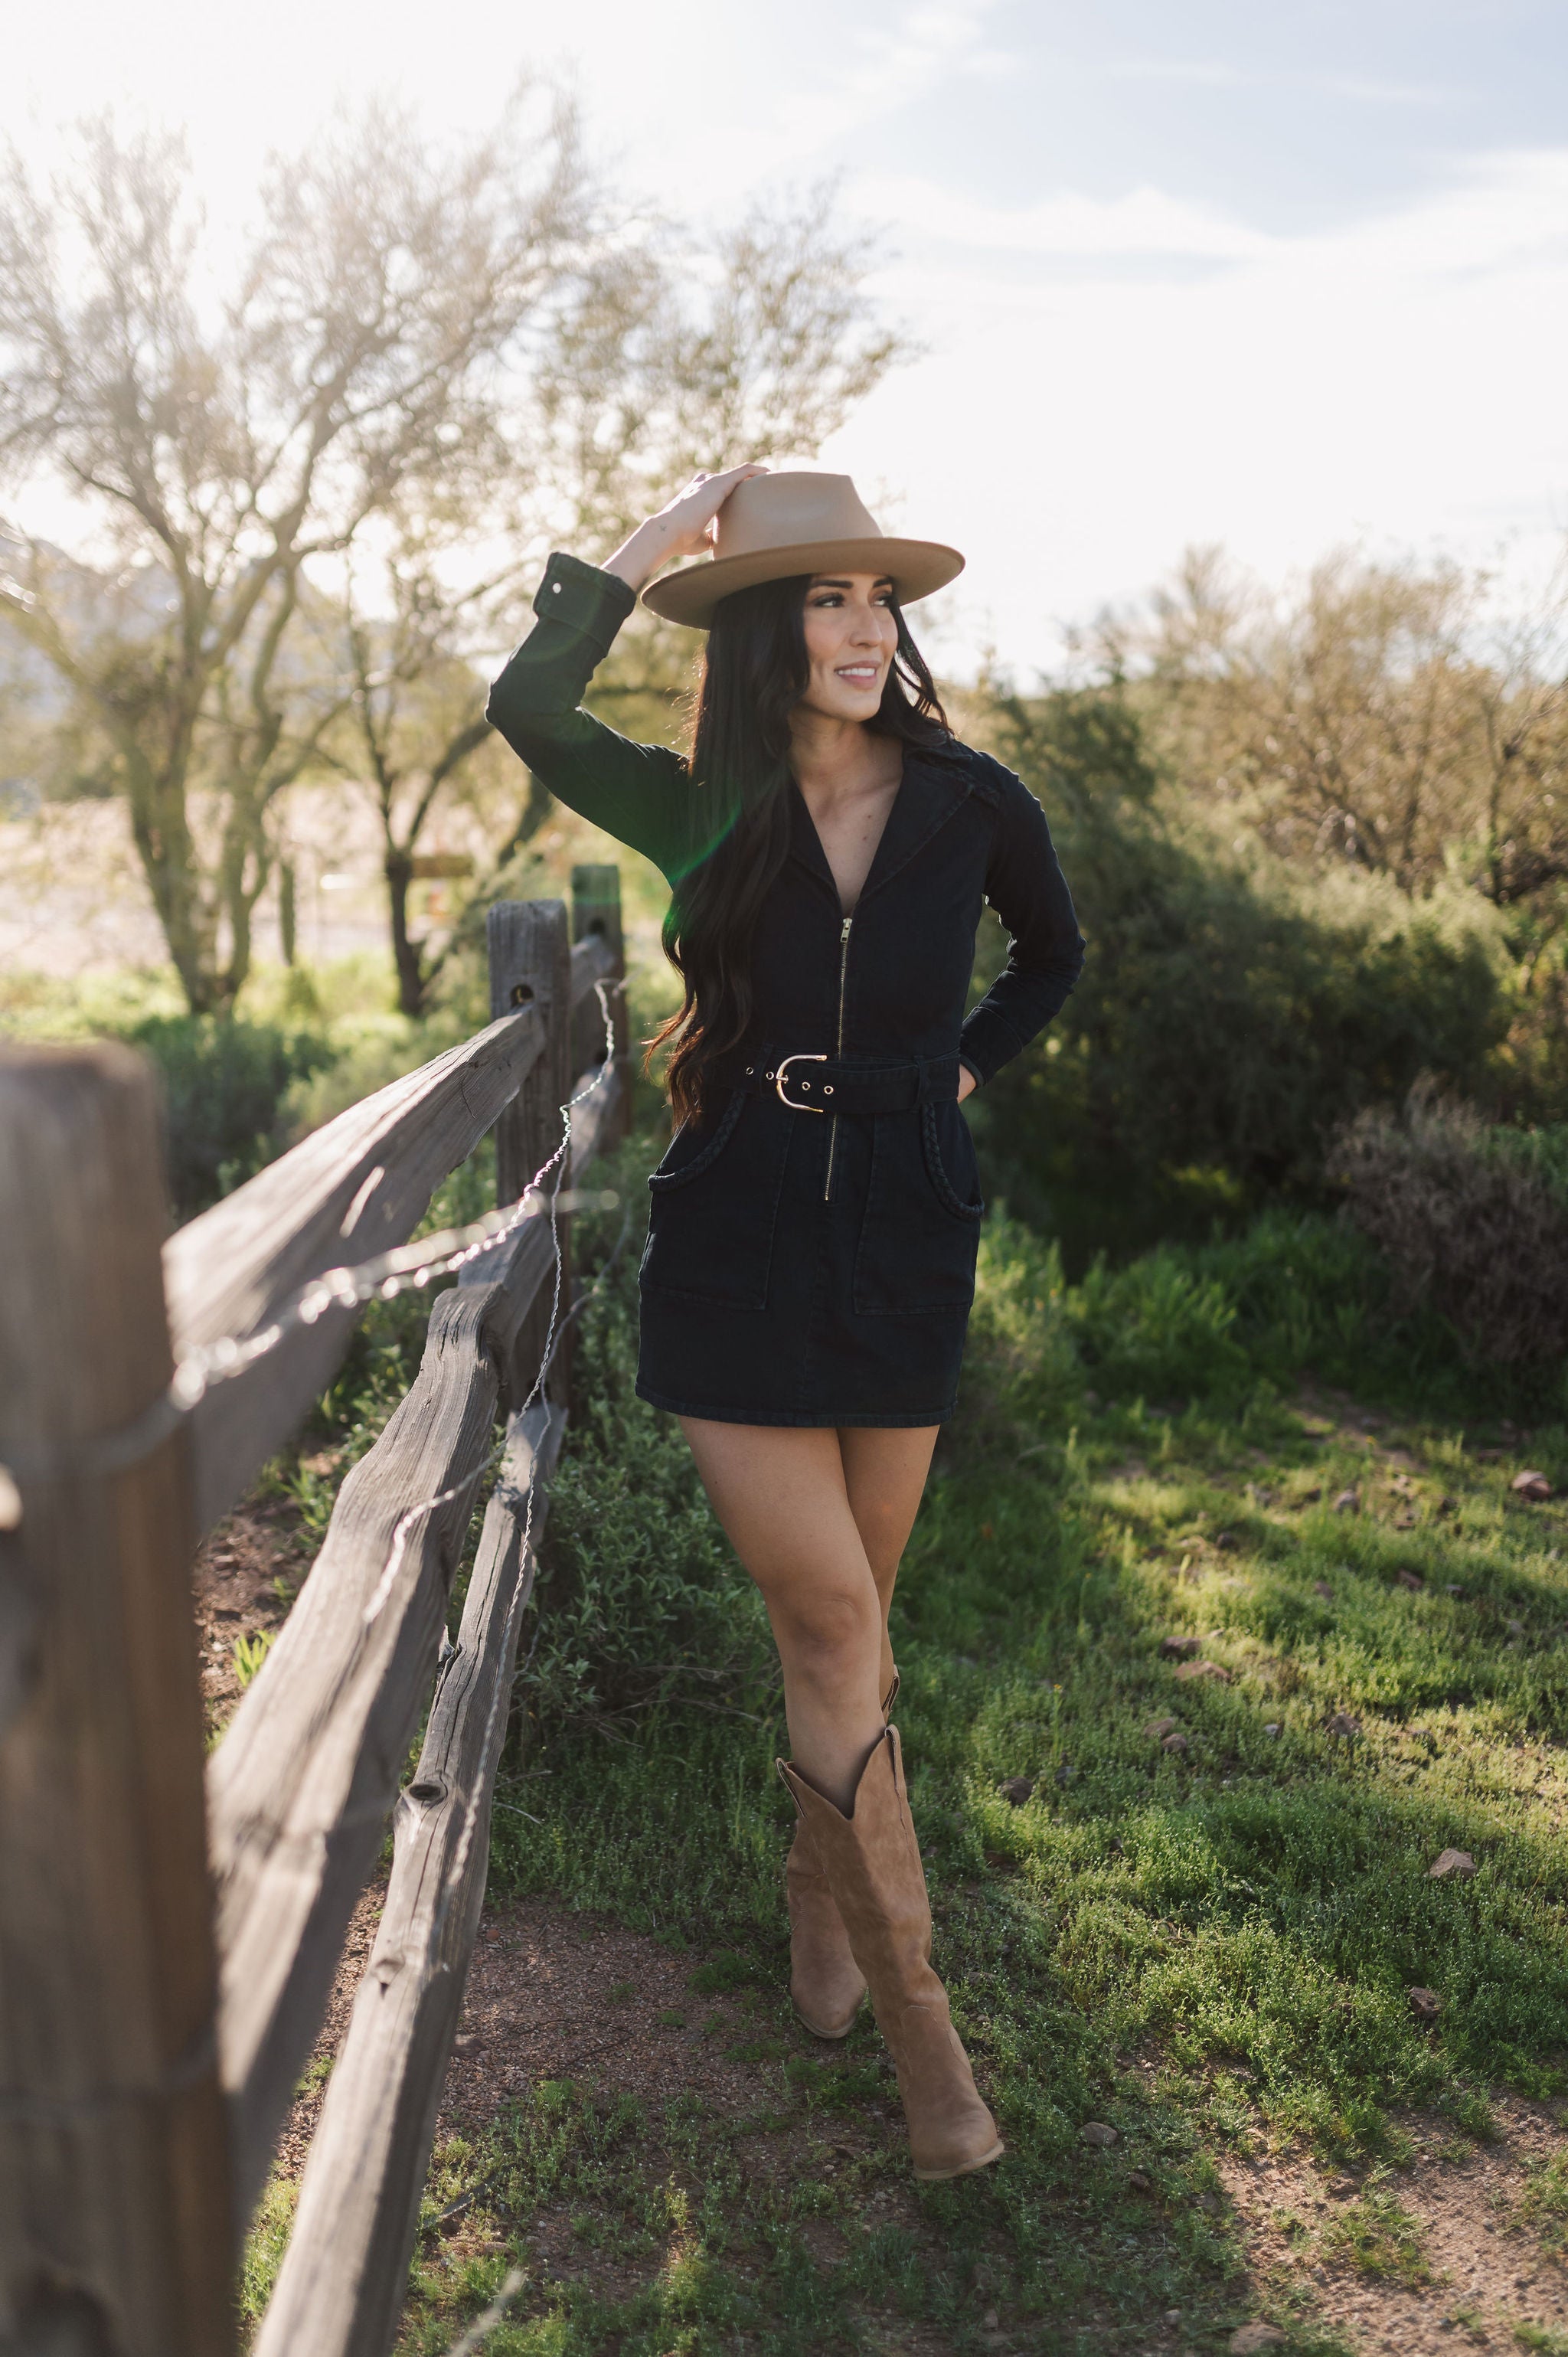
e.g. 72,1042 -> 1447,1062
8,0 -> 1568,674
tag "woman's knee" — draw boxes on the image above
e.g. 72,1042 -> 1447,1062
771,1581 -> 880,1674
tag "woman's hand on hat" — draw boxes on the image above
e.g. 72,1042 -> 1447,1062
604,464 -> 768,593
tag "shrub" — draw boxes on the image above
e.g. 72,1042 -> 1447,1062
1330,1085 -> 1568,1364
1070,1247 -> 1252,1404
965,685 -> 1512,1256
123,1014 -> 335,1221
517,1143 -> 774,1736
959,1201 -> 1565,1438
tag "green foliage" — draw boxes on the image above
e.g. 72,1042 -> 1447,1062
1488,1117 -> 1568,1209
232,1630 -> 274,1689
1320,2188 -> 1431,2284
238,2176 -> 297,2327
1517,2151 -> 1568,2261
367,1188 -> 1568,2349
121,1012 -> 337,1219
514,1143 -> 775,1742
967,1198 -> 1567,1427
966,684 -> 1513,1258
225,1110 -> 1568,2349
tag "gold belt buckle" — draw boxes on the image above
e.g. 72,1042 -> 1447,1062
774,1052 -> 828,1112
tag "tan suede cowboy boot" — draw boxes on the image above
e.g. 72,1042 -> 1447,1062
779,1725 -> 1002,2181
785,1672 -> 899,2038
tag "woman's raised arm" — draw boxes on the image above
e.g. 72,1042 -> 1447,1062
486,467 -> 767,883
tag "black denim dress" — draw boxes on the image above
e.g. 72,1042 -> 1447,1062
486,554 -> 1086,1427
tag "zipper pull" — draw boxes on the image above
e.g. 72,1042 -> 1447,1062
840,916 -> 852,940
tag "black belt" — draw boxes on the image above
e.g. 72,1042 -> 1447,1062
725,1048 -> 962,1115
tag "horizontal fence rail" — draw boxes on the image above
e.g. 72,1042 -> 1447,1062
210,1217 -> 552,2224
166,1008 -> 547,1536
252,1403 -> 567,2357
0,871 -> 629,2357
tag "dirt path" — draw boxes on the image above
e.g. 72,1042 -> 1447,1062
192,1494 -> 312,1731
1221,2108 -> 1568,2349
260,1885 -> 1568,2354
276,1888 -> 993,2353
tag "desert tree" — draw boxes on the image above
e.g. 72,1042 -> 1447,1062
331,183 -> 909,1015
1101,544 -> 1568,907
0,92 -> 592,1010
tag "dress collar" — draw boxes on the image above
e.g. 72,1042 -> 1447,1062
787,742 -> 975,909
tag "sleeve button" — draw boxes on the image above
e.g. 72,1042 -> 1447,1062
551,580 -> 562,593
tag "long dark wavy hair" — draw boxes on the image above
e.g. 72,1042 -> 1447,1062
649,574 -> 953,1124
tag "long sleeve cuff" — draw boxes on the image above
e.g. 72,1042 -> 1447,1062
957,1005 -> 1031,1089
532,550 -> 637,654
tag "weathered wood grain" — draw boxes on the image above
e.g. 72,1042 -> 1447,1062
568,927 -> 615,1012
251,1405 -> 566,2357
165,1008 -> 544,1536
566,1060 -> 625,1186
209,1212 -> 555,2227
571,864 -> 629,1146
488,904 -> 573,1408
0,1046 -> 233,2355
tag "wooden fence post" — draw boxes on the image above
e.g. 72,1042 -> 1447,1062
487,902 -> 572,1407
571,862 -> 629,1145
0,1046 -> 232,2357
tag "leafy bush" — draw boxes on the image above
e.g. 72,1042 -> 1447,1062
960,1201 -> 1566,1439
965,685 -> 1511,1257
123,1013 -> 335,1221
1331,1086 -> 1568,1364
1070,1249 -> 1252,1404
517,1143 -> 775,1737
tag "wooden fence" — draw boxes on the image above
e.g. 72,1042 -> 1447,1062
0,870 -> 629,2357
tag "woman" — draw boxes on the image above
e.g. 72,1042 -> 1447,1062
487,466 -> 1084,2181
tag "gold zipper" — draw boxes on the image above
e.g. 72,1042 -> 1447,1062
823,914 -> 852,1202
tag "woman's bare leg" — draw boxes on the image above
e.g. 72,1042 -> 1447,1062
678,1419 -> 884,1810
838,1425 -> 940,1705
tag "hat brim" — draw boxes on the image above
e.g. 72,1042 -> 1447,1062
641,536 -> 965,629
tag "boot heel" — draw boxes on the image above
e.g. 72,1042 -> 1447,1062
896,2003 -> 1004,2179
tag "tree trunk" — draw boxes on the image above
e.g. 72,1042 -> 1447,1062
384,853 -> 426,1018
279,863 -> 297,966
125,770 -> 224,1015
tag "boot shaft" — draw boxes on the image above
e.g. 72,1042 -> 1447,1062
778,1728 -> 933,1982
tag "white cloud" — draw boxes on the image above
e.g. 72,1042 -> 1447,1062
5,0 -> 1563,675
1107,57 -> 1253,89
1107,55 -> 1458,107
853,173 -> 1275,260
824,150 -> 1568,673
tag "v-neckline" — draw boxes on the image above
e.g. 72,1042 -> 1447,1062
792,756 -> 908,920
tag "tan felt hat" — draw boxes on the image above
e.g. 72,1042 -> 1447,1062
641,471 -> 964,629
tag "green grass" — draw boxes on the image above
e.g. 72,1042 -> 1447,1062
1516,2151 -> 1568,2259
244,1129 -> 1568,2352
1319,2186 -> 1431,2284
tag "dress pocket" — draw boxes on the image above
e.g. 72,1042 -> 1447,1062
853,1102 -> 983,1316
640,1091 -> 790,1310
